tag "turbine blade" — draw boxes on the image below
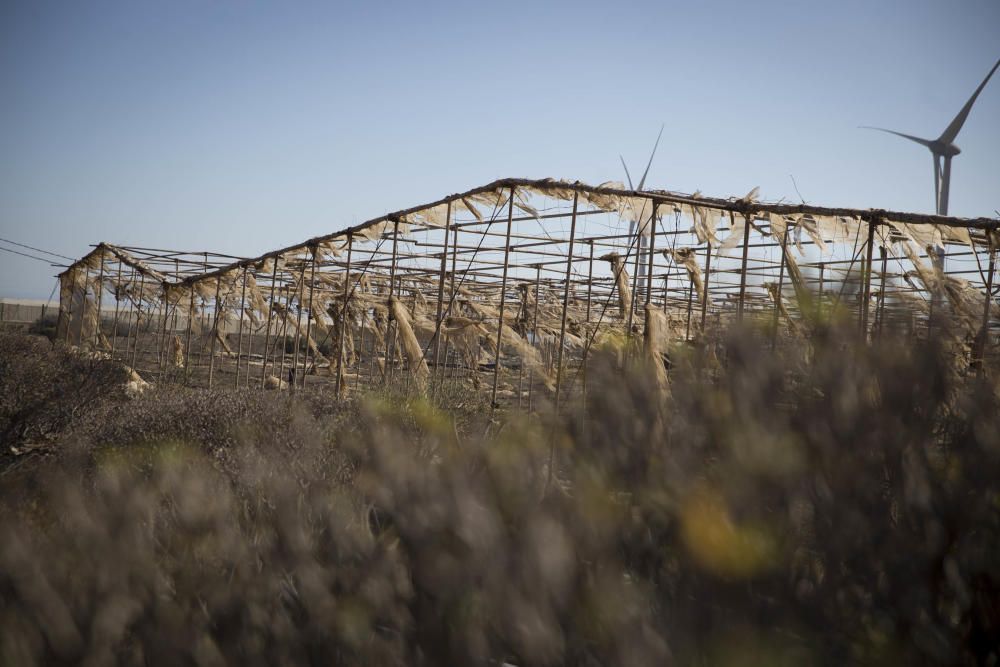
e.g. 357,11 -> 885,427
938,58 -> 1000,145
636,124 -> 665,191
619,155 -> 635,190
859,126 -> 936,149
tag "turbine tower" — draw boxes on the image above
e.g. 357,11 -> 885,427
863,58 -> 999,216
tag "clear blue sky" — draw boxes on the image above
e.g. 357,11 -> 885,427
1,0 -> 998,299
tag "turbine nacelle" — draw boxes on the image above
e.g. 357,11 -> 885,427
935,141 -> 961,158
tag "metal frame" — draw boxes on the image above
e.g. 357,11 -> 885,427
55,177 -> 1000,404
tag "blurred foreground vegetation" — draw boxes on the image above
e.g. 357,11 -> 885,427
1,312 -> 1000,665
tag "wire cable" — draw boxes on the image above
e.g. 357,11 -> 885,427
0,236 -> 75,261
0,244 -> 68,266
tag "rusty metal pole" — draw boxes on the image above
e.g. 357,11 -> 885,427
194,297 -> 212,368
260,261 -> 279,387
876,245 -> 888,340
244,326 -> 254,388
356,305 -> 368,393
586,240 -> 594,323
130,271 -> 145,369
336,234 -> 354,397
55,270 -> 67,344
208,276 -> 222,389
76,264 -> 90,348
63,271 -> 76,344
184,285 -> 195,380
445,217 -> 459,380
700,243 -> 712,333
110,261 -> 123,358
817,261 -> 826,320
928,267 -> 938,338
528,264 -> 542,412
93,251 -> 106,350
196,252 -> 209,371
122,269 -> 138,364
368,301 -> 378,387
243,275 -> 254,388
628,221 -> 643,332
300,247 -> 317,389
276,285 -> 289,384
644,202 -> 657,307
172,260 -> 181,369
384,220 -> 400,386
290,261 -> 306,389
771,229 -> 788,349
737,212 -> 752,322
160,285 -> 172,371
976,238 -> 996,373
517,297 -> 526,410
553,192 -> 580,413
235,267 -> 248,388
157,284 -> 169,378
195,290 -> 206,372
491,189 -> 517,410
685,281 -> 694,341
390,276 -> 403,382
860,219 -> 876,336
432,203 -> 451,391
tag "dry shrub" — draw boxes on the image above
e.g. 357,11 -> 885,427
1,313 -> 1000,665
0,332 -> 126,462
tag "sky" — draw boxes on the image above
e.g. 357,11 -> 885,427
1,0 -> 998,299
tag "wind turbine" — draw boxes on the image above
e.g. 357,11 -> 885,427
620,124 -> 665,278
862,58 -> 999,216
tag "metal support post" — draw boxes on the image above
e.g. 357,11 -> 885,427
877,245 -> 888,340
277,285 -> 290,384
554,192 -> 579,412
77,264 -> 89,348
629,218 -> 643,332
122,268 -> 138,361
586,240 -> 594,322
976,238 -> 996,372
157,285 -> 169,377
185,286 -> 195,379
384,220 -> 400,385
130,272 -> 145,369
291,261 -> 306,389
645,202 -> 657,307
208,276 -> 222,388
491,189 -> 516,409
700,243 -> 712,333
432,203 -> 451,391
337,234 -> 354,397
93,250 -> 105,350
737,212 -> 751,321
860,219 -> 876,335
300,248 -> 317,389
260,260 -> 279,387
528,264 -> 542,412
235,267 -> 248,388
771,228 -> 788,349
685,281 -> 694,341
110,262 -> 123,357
